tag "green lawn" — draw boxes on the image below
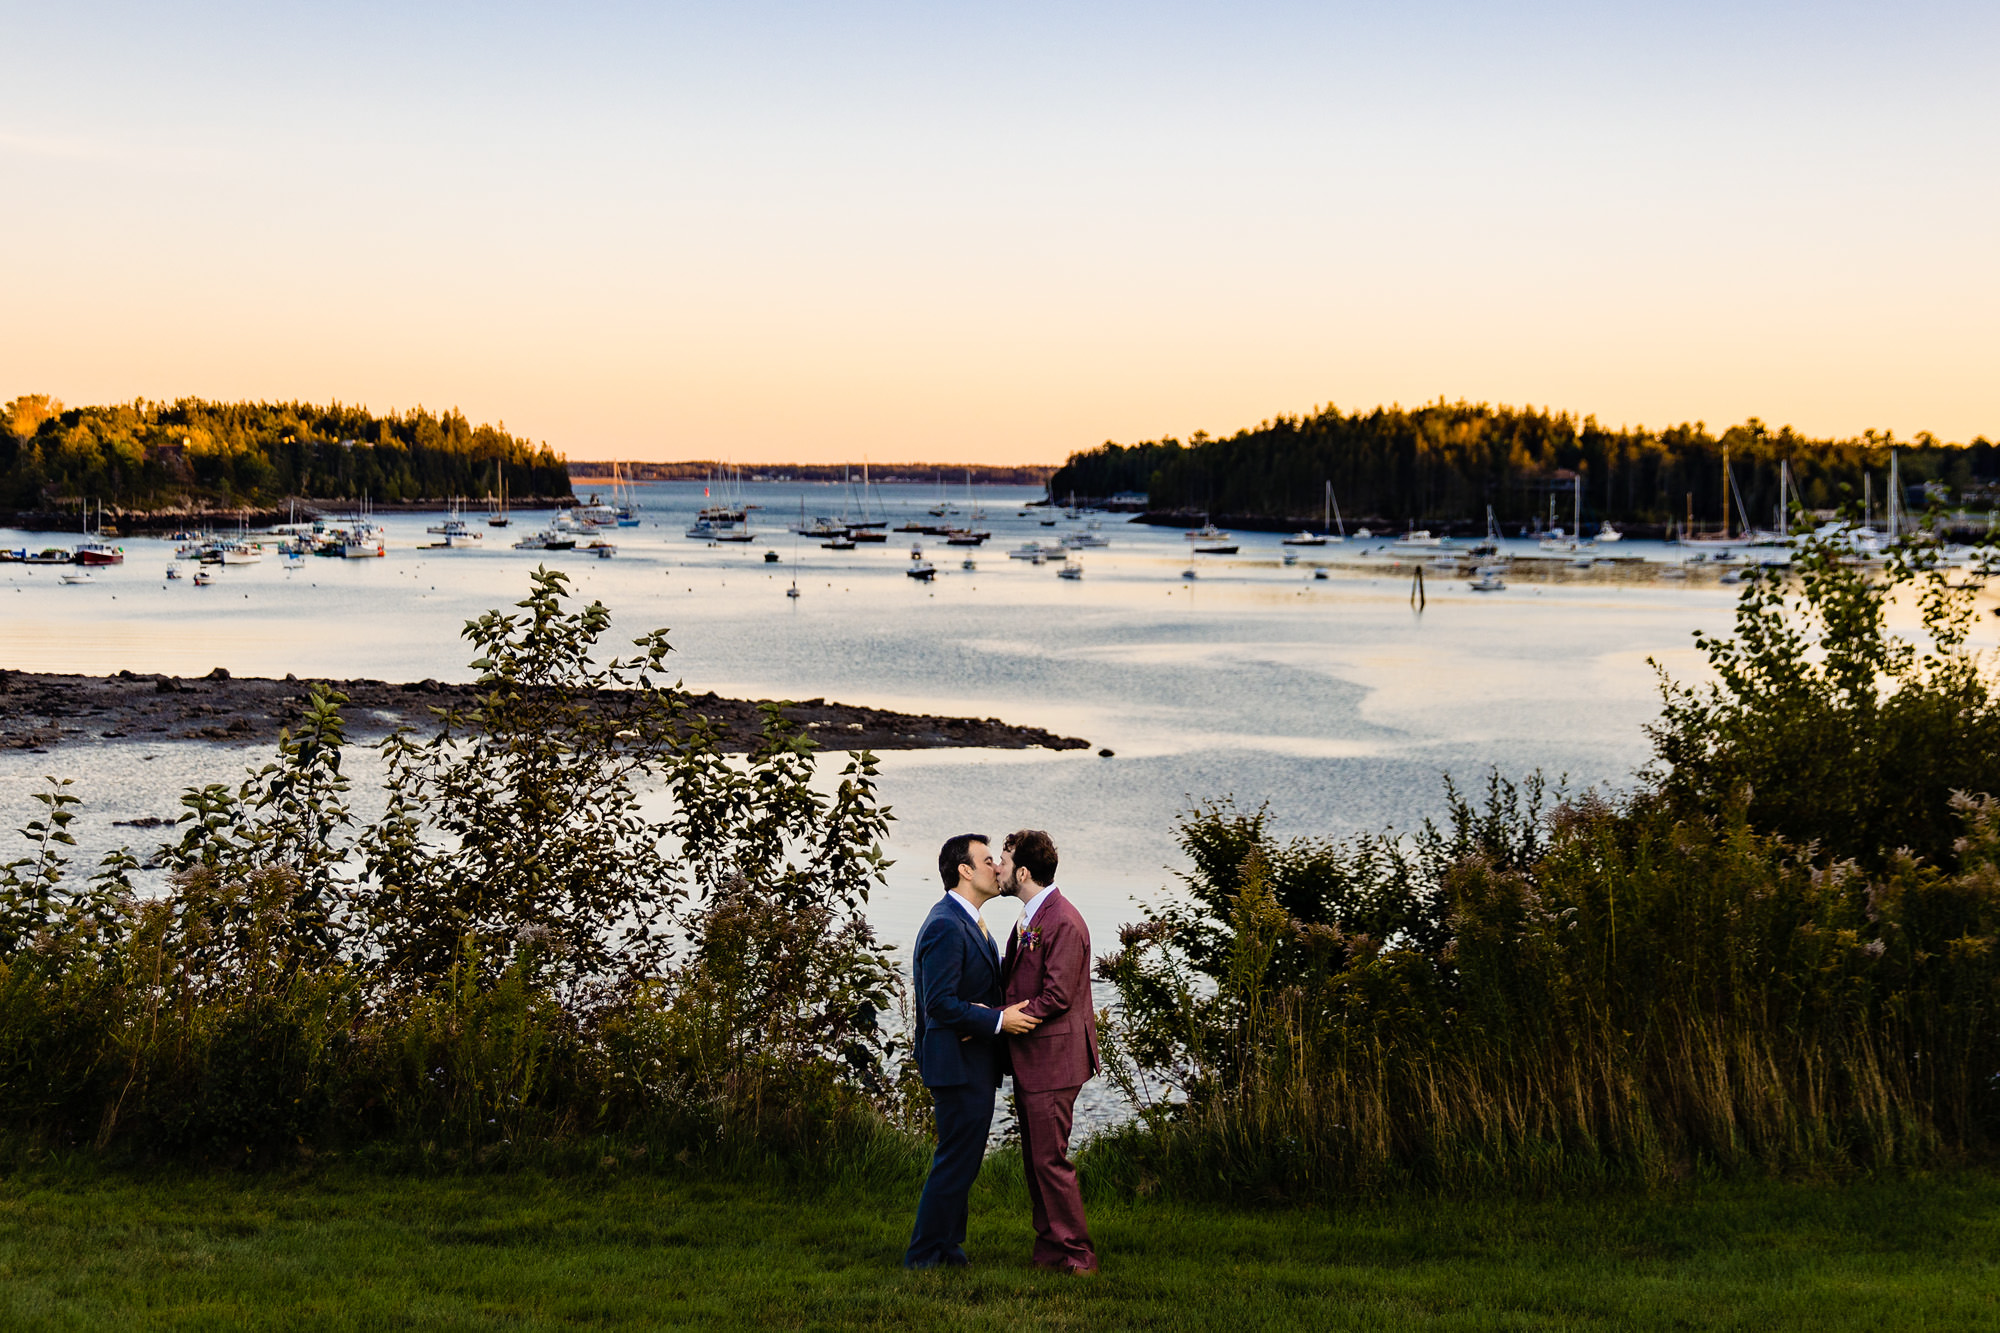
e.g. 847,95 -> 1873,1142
2,1153 -> 1997,1330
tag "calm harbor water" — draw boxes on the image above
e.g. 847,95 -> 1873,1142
11,480 -> 1983,952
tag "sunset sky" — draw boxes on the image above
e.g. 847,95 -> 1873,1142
4,2 -> 1994,463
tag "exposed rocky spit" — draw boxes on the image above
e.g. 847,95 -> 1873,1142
0,669 -> 1092,755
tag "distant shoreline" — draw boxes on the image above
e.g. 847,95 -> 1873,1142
0,670 -> 1094,756
1,501 -> 575,536
566,462 -> 1056,486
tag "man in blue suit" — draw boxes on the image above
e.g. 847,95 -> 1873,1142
905,833 -> 1040,1269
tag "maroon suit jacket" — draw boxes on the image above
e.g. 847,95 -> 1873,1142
1002,887 -> 1100,1093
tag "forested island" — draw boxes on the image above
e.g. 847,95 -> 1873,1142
1049,401 -> 2000,534
1,395 -> 571,520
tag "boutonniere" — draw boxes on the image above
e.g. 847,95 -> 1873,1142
1020,925 -> 1044,952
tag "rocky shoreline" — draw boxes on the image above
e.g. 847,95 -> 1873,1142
0,670 -> 1094,755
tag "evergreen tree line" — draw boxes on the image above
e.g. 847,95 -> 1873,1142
1048,401 -> 2000,530
1,396 -> 572,511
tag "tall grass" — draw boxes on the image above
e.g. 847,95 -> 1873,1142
1091,790 -> 2000,1197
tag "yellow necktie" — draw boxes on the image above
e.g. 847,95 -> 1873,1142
978,915 -> 992,944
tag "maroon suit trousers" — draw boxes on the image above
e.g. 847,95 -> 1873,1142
1015,1084 -> 1097,1271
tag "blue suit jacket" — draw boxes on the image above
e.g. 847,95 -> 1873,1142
911,894 -> 1006,1088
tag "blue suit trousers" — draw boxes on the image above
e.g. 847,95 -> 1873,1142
904,1077 -> 997,1268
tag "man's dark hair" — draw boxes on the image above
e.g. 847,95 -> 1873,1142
939,833 -> 988,890
1003,829 -> 1058,888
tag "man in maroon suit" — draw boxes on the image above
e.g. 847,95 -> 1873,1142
997,829 -> 1100,1274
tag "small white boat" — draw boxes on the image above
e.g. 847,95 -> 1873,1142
907,559 -> 936,581
165,566 -> 182,580
1312,568 -> 1329,580
1056,561 -> 1083,580
1282,550 -> 1299,566
58,571 -> 96,585
1185,522 -> 1230,543
514,528 -> 577,551
587,540 -> 617,559
192,570 -> 214,586
1596,522 -> 1623,543
1468,565 -> 1507,592
961,557 -> 977,571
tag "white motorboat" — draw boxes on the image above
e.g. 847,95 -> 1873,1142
1056,561 -> 1083,580
906,559 -> 936,581
1468,565 -> 1507,592
514,528 -> 578,551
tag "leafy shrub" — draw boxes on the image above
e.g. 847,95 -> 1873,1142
1092,535 -> 2000,1198
0,569 -> 908,1167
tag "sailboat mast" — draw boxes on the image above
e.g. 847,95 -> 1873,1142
1721,445 -> 1730,541
1887,449 -> 1901,539
1573,474 -> 1581,540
